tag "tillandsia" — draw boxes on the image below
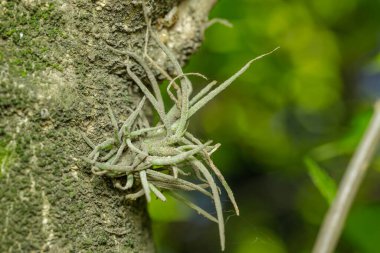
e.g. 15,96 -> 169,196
81,3 -> 278,251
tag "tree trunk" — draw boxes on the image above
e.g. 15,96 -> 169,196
0,0 -> 215,252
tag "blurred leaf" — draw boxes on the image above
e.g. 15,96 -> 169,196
310,109 -> 372,161
311,0 -> 358,24
235,229 -> 287,253
148,194 -> 190,222
296,183 -> 327,225
305,157 -> 337,204
366,52 -> 380,73
344,205 -> 380,253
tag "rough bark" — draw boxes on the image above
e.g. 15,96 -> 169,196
0,0 -> 215,252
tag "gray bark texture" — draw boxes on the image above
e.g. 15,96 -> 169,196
0,0 -> 215,252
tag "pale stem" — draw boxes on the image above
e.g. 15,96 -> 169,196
312,100 -> 380,253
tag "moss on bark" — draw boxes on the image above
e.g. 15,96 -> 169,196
0,0 -> 212,251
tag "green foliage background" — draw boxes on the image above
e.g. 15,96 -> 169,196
150,0 -> 380,252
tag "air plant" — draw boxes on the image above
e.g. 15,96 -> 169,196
82,4 -> 278,251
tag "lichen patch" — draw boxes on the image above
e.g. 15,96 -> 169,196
41,191 -> 55,251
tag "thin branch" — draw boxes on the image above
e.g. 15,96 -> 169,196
312,100 -> 380,253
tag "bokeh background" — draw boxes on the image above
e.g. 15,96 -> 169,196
150,0 -> 380,252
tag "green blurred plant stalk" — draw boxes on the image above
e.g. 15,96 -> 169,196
312,100 -> 380,253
